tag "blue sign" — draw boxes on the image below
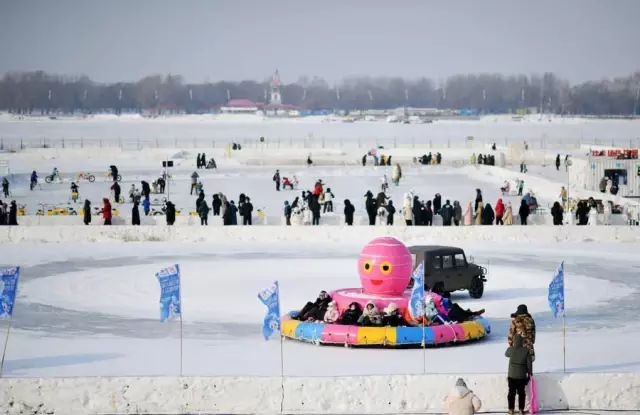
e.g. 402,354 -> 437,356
258,281 -> 281,341
548,262 -> 565,318
409,261 -> 425,319
0,267 -> 20,320
156,264 -> 181,322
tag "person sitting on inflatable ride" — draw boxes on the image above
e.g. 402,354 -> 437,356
357,301 -> 382,326
323,302 -> 340,324
340,302 -> 362,325
295,291 -> 332,321
448,303 -> 485,323
382,303 -> 406,327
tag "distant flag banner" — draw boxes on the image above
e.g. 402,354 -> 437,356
0,267 -> 20,320
409,261 -> 425,320
258,281 -> 281,341
548,261 -> 565,318
156,264 -> 181,322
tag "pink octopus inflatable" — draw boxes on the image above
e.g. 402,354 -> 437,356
330,236 -> 415,313
357,236 -> 413,295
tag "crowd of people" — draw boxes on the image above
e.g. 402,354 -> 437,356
293,291 -> 486,328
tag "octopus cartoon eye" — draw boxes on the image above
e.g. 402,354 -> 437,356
379,261 -> 393,275
362,260 -> 373,273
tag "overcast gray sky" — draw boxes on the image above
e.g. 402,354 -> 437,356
1,0 -> 639,84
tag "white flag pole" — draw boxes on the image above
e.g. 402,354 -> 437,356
0,321 -> 12,377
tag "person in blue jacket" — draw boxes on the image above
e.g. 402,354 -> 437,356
229,201 -> 238,225
142,198 -> 150,216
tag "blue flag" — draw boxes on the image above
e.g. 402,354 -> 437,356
156,264 -> 181,322
258,281 -> 281,341
409,261 -> 425,320
0,267 -> 20,320
548,261 -> 565,318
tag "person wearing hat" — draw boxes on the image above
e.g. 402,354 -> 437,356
508,304 -> 536,361
505,333 -> 533,415
444,377 -> 482,415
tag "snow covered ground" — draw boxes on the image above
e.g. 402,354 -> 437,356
2,115 -> 640,149
1,241 -> 639,378
2,119 -> 640,386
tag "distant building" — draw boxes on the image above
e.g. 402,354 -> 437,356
219,70 -> 298,116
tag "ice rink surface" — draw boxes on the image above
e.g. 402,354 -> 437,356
1,242 -> 638,378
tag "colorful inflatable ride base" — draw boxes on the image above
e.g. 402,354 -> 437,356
280,236 -> 491,348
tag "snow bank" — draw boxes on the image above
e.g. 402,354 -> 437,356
2,373 -> 639,414
1,224 -> 638,244
10,212 -> 633,227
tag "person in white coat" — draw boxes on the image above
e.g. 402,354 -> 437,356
588,205 -> 599,226
290,206 -> 304,226
381,174 -> 389,192
444,378 -> 482,415
391,163 -> 402,186
402,193 -> 413,225
602,201 -> 612,225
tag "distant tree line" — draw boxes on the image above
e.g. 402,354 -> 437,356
0,70 -> 638,115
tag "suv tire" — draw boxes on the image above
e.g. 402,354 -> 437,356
469,276 -> 484,299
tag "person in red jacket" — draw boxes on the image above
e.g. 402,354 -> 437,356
312,181 -> 323,197
102,198 -> 112,225
495,198 -> 505,225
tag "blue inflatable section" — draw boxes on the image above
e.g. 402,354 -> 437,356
478,317 -> 491,334
395,326 -> 435,345
294,321 -> 325,340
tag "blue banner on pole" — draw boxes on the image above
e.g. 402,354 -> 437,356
156,264 -> 181,322
409,261 -> 425,320
258,281 -> 281,341
548,261 -> 565,318
0,267 -> 20,320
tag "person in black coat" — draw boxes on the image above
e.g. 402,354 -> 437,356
212,194 -> 222,216
165,201 -> 176,225
474,189 -> 483,212
576,201 -> 589,225
132,201 -> 141,225
518,200 -> 530,225
0,200 -> 5,226
141,181 -> 151,201
423,200 -> 433,226
8,201 -> 18,225
551,202 -> 563,225
481,203 -> 495,225
242,197 -> 253,225
296,291 -> 332,321
310,196 -> 321,225
223,202 -> 232,225
83,199 -> 91,225
386,200 -> 396,226
344,199 -> 355,225
412,196 -> 423,226
433,193 -> 442,214
365,191 -> 377,225
555,154 -> 561,171
340,302 -> 362,325
440,200 -> 454,226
